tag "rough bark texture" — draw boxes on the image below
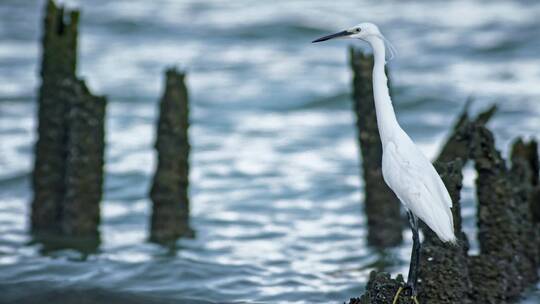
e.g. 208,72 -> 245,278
31,0 -> 78,233
467,255 -> 509,304
347,272 -> 416,304
31,0 -> 105,238
509,138 -> 540,285
350,47 -> 402,248
469,126 -> 528,302
149,68 -> 192,243
436,101 -> 497,164
62,80 -> 106,237
417,160 -> 472,304
511,139 -> 540,220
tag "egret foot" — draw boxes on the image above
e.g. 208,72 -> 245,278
392,284 -> 419,304
391,286 -> 403,304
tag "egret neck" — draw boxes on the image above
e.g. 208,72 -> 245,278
366,36 -> 400,144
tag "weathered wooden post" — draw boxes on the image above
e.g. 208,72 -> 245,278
149,68 -> 192,243
31,0 -> 78,233
511,139 -> 540,223
62,80 -> 106,237
347,272 -> 413,304
509,138 -> 540,284
31,0 -> 105,239
468,126 -> 533,302
436,101 -> 497,163
349,47 -> 402,248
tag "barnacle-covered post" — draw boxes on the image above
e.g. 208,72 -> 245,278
62,80 -> 106,237
468,126 -> 533,302
347,272 -> 416,304
31,0 -> 79,233
509,138 -> 540,284
349,47 -> 402,248
32,0 -> 105,240
149,68 -> 192,243
436,101 -> 497,164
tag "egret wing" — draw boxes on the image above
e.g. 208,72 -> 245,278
382,138 -> 455,242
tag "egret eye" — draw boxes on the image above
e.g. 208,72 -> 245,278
355,28 -> 361,33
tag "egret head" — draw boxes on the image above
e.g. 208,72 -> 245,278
312,22 -> 382,43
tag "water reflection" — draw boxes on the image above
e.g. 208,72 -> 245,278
29,232 -> 100,260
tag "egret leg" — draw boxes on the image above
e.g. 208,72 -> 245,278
406,210 -> 421,299
391,286 -> 403,304
392,211 -> 421,303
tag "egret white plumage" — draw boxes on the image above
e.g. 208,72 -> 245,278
313,23 -> 456,300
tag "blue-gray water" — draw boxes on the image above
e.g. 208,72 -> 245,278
1,0 -> 540,303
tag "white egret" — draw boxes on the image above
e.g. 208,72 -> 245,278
313,23 -> 456,301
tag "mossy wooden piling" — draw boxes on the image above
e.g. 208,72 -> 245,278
511,139 -> 540,224
472,126 -> 530,303
347,272 -> 414,304
62,80 -> 106,236
31,0 -> 105,239
509,138 -> 540,283
149,68 -> 192,243
349,47 -> 402,248
436,101 -> 497,163
31,0 -> 79,233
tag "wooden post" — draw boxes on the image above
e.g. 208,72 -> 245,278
31,0 -> 105,239
149,68 -> 192,243
436,101 -> 497,163
31,0 -> 79,233
469,126 -> 530,301
62,80 -> 106,237
347,272 -> 415,304
509,138 -> 540,285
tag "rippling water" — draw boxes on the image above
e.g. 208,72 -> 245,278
1,0 -> 539,303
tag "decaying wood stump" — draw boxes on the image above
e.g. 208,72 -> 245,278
149,68 -> 192,243
436,100 -> 497,163
469,126 -> 533,302
511,139 -> 540,223
31,0 -> 79,233
62,80 -> 106,237
350,48 -> 402,248
31,0 -> 105,239
509,138 -> 540,284
347,272 -> 416,304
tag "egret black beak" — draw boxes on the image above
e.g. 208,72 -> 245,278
312,30 -> 351,43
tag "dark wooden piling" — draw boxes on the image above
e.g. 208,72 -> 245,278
62,80 -> 106,237
149,68 -> 192,243
349,47 -> 402,248
469,126 -> 531,301
511,139 -> 540,265
436,101 -> 497,163
31,0 -> 105,239
31,0 -> 79,233
509,138 -> 540,284
511,139 -> 540,220
347,272 -> 416,304
417,160 -> 472,304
